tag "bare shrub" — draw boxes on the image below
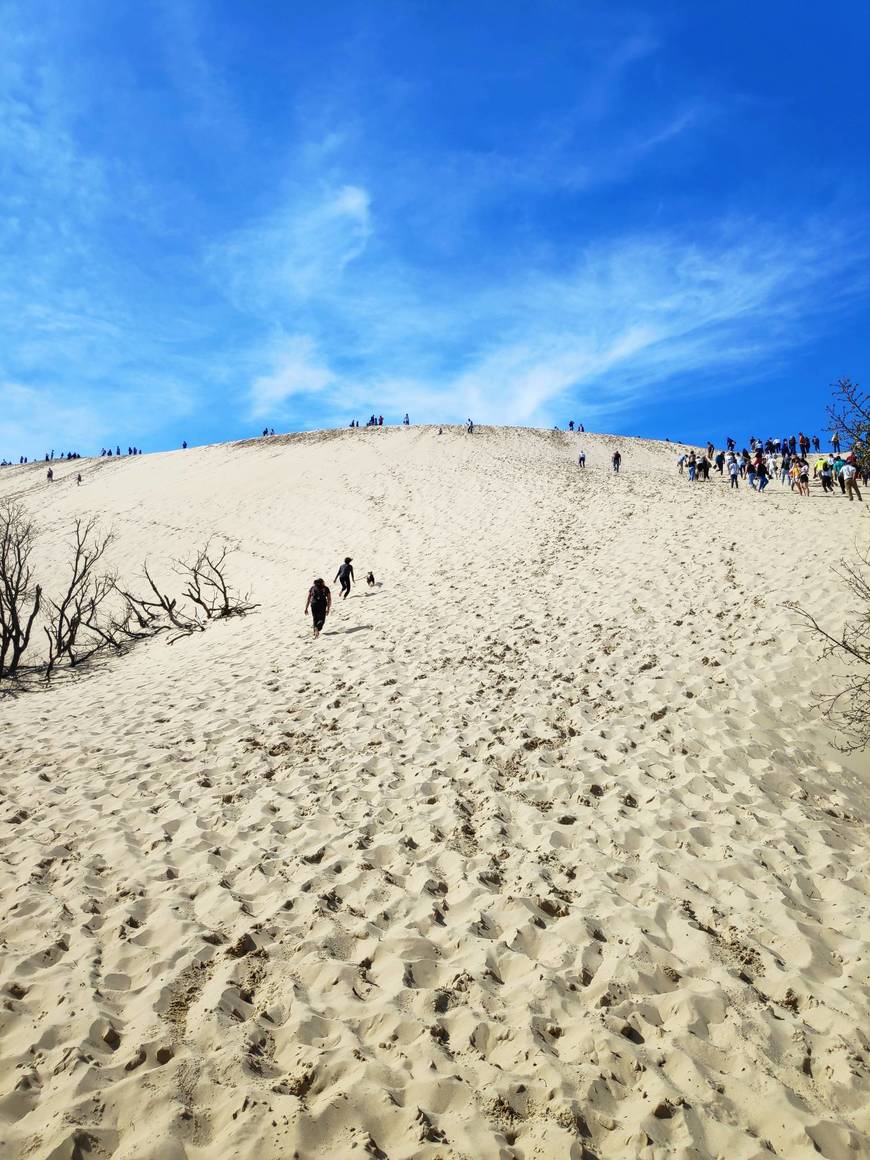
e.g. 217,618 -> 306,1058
114,563 -> 207,644
827,377 -> 870,471
0,500 -> 42,679
115,539 -> 258,645
787,542 -> 870,752
178,539 -> 258,621
44,518 -> 120,678
3,517 -> 258,683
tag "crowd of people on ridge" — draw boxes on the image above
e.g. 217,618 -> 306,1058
673,432 -> 866,502
1,445 -> 145,469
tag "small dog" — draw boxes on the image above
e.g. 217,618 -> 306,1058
366,571 -> 376,587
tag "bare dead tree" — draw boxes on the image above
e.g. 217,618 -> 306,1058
0,500 -> 42,679
127,563 -> 208,643
786,541 -> 870,752
44,519 -> 119,678
112,541 -> 259,646
827,377 -> 870,471
176,539 -> 259,621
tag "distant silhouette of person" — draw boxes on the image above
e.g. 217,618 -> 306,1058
182,441 -> 187,449
612,450 -> 621,473
77,473 -> 82,486
46,467 -> 53,482
578,452 -> 586,467
568,420 -> 574,431
467,418 -> 474,433
403,413 -> 410,425
378,415 -> 383,426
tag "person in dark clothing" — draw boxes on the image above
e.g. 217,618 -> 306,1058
305,579 -> 331,637
611,450 -> 621,473
335,557 -> 354,599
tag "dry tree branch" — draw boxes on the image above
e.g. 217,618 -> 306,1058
827,377 -> 870,471
44,519 -> 118,678
141,562 -> 206,641
175,539 -> 259,621
785,540 -> 870,752
0,500 -> 42,679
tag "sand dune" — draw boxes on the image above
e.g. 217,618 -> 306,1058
1,426 -> 868,1160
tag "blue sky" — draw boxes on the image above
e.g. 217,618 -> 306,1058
1,0 -> 868,455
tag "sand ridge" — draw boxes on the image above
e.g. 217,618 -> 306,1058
1,426 -> 868,1159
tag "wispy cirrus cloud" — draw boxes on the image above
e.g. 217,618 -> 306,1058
217,178 -> 868,429
208,184 -> 372,309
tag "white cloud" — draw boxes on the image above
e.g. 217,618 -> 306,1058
249,335 -> 335,418
234,220 -> 868,429
209,184 -> 372,309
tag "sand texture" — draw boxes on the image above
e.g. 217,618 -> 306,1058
1,426 -> 868,1160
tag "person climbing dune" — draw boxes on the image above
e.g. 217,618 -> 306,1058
305,579 -> 331,638
334,557 -> 354,599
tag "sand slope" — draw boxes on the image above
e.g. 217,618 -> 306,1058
1,426 -> 868,1160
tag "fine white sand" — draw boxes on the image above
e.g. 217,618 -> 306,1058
1,426 -> 868,1160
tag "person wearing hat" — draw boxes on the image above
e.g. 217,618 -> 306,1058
334,556 -> 355,599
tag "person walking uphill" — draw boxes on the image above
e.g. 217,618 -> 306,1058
335,557 -> 354,599
611,450 -> 622,473
841,460 -> 863,503
305,579 -> 332,638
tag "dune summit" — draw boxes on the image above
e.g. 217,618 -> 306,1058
1,425 -> 868,1160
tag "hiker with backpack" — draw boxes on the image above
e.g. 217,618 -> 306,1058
305,579 -> 332,638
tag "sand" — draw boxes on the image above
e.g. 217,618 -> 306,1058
0,426 -> 868,1160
